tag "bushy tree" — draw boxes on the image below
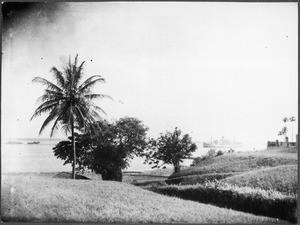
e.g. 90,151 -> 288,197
144,127 -> 197,173
53,117 -> 148,181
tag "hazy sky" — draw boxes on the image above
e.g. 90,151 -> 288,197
2,2 -> 298,145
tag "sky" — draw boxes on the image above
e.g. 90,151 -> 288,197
2,2 -> 298,145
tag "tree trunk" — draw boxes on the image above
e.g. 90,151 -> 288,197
291,122 -> 294,142
71,117 -> 76,179
174,162 -> 180,173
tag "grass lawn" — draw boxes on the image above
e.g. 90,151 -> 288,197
223,164 -> 298,194
170,148 -> 297,179
1,173 -> 287,223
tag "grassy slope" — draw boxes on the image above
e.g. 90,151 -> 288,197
165,148 -> 297,195
1,173 -> 284,223
223,164 -> 298,194
171,148 -> 297,179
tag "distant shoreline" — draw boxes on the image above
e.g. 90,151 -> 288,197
2,137 -> 68,141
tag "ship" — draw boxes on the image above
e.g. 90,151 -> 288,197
27,141 -> 40,144
203,137 -> 242,149
6,141 -> 23,144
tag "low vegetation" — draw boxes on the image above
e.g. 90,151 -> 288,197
1,173 -> 285,223
148,181 -> 297,223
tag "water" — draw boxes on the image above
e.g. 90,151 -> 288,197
1,138 -> 267,173
2,138 -> 72,173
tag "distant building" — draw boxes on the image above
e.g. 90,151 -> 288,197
267,134 -> 298,148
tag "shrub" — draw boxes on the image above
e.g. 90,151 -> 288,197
207,149 -> 217,158
191,156 -> 205,166
191,155 -> 213,167
216,150 -> 224,156
149,182 -> 297,223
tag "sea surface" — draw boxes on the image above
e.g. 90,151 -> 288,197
1,138 -> 267,173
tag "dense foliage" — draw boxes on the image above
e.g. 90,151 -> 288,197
53,117 -> 148,181
143,127 -> 197,173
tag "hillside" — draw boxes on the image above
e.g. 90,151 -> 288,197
167,147 -> 297,189
223,164 -> 297,194
1,173 -> 284,223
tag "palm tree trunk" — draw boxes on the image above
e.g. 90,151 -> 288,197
291,122 -> 294,142
71,117 -> 76,179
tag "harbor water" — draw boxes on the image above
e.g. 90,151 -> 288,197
2,138 -> 267,173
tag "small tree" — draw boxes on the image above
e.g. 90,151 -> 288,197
144,127 -> 197,173
282,117 -> 288,138
278,127 -> 287,141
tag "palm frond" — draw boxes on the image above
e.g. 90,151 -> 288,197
78,75 -> 105,93
38,105 -> 62,135
74,54 -> 78,68
32,77 -> 63,92
31,100 -> 60,121
74,61 -> 85,87
61,123 -> 71,136
80,98 -> 107,116
74,105 -> 87,128
35,90 -> 64,106
92,105 -> 107,116
44,89 -> 64,98
84,94 -> 113,101
68,55 -> 72,71
50,67 -> 65,89
64,68 -> 73,89
50,113 -> 64,137
35,94 -> 51,105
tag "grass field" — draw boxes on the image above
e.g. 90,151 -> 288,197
223,164 -> 298,194
169,148 -> 297,181
1,172 -> 286,223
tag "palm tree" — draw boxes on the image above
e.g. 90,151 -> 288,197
31,55 -> 112,179
282,117 -> 288,138
283,117 -> 288,123
289,116 -> 296,142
